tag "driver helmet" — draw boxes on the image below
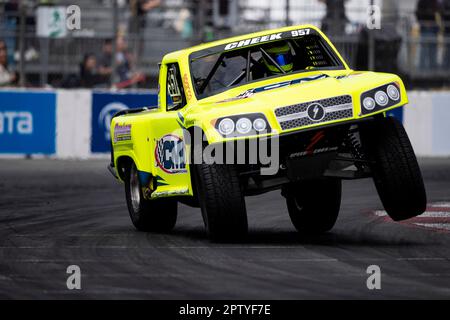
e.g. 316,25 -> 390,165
262,42 -> 294,74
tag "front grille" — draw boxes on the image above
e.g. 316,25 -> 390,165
275,95 -> 354,130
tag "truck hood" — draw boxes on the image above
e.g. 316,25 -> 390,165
188,71 -> 399,114
181,70 -> 404,140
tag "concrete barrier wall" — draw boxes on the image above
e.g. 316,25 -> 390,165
0,89 -> 449,158
56,90 -> 92,159
0,89 -> 157,159
404,92 -> 450,157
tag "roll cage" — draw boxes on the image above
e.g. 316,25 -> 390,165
190,34 -> 345,99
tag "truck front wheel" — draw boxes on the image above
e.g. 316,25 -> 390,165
360,116 -> 426,221
194,163 -> 248,241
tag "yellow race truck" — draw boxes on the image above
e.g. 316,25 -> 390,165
109,25 -> 426,241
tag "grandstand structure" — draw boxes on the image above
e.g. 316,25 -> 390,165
0,0 -> 448,87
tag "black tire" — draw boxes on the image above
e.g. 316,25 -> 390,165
284,179 -> 341,234
194,163 -> 248,241
124,162 -> 177,232
360,116 -> 426,221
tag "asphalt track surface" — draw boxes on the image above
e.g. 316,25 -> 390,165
0,158 -> 449,299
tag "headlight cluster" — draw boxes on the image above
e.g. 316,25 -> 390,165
215,113 -> 270,136
360,83 -> 401,115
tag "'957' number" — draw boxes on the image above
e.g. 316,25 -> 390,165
291,28 -> 311,37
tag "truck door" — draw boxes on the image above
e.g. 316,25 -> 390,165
151,62 -> 193,197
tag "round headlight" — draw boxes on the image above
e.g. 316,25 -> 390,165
253,118 -> 267,132
374,91 -> 389,106
387,84 -> 400,101
235,118 -> 252,134
218,118 -> 235,135
363,97 -> 376,111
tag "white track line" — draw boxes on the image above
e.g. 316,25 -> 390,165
374,210 -> 450,218
431,202 -> 450,208
0,246 -> 304,249
414,223 -> 450,230
3,257 -> 448,263
374,210 -> 388,217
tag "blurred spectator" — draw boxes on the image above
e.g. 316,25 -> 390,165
0,40 -> 16,86
416,0 -> 442,70
129,0 -> 161,55
79,53 -> 109,88
98,39 -> 113,81
114,35 -> 145,88
319,0 -> 348,36
443,0 -> 450,69
116,35 -> 133,82
2,0 -> 18,65
174,8 -> 193,39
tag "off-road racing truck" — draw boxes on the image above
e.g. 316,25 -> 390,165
109,25 -> 426,241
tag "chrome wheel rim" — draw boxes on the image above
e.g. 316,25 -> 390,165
130,166 -> 141,212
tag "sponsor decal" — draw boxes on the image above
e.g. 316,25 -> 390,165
288,131 -> 336,158
177,112 -> 185,123
137,171 -> 170,199
224,33 -> 282,50
155,134 -> 187,174
176,112 -> 186,128
157,83 -> 161,108
217,89 -> 255,103
0,91 -> 56,154
289,146 -> 338,158
307,103 -> 325,122
182,73 -> 193,101
216,74 -> 329,104
151,188 -> 189,198
290,28 -> 311,37
223,28 -> 312,51
0,111 -> 33,135
305,130 -> 325,154
113,123 -> 132,143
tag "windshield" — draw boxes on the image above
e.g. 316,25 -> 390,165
189,30 -> 344,99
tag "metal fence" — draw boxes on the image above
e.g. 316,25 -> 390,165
1,0 -> 450,89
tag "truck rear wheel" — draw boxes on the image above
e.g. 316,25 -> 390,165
125,163 -> 177,232
194,163 -> 248,241
360,116 -> 426,221
284,179 -> 341,234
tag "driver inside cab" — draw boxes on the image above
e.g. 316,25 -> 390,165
252,41 -> 318,80
262,42 -> 294,74
252,42 -> 295,79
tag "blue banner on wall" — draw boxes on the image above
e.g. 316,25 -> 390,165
91,91 -> 157,153
0,91 -> 56,154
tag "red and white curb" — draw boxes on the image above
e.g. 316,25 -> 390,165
373,202 -> 450,232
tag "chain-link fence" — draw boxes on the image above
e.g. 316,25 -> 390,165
1,0 -> 450,89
